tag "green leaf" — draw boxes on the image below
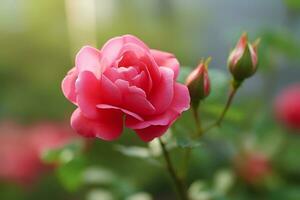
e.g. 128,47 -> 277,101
41,139 -> 85,164
56,156 -> 86,192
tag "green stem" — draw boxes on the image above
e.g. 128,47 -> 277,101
192,106 -> 203,137
181,148 -> 191,184
204,80 -> 242,133
159,138 -> 189,200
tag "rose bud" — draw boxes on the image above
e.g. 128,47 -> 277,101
274,83 -> 300,131
228,33 -> 260,82
185,58 -> 211,109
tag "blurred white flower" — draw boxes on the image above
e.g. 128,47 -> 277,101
188,180 -> 213,200
83,166 -> 116,185
86,189 -> 113,200
126,192 -> 153,200
213,169 -> 235,195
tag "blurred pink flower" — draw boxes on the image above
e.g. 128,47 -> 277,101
62,34 -> 190,142
235,152 -> 271,184
0,121 -> 75,185
29,123 -> 74,155
274,83 -> 300,131
0,122 -> 40,185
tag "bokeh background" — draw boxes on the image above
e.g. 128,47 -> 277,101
0,0 -> 300,200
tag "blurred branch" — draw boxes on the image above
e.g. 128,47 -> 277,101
203,81 -> 241,133
159,138 -> 189,200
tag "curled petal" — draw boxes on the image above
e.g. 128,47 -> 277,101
76,46 -> 102,77
151,49 -> 180,79
71,108 -> 123,141
126,109 -> 178,129
171,83 -> 190,113
115,79 -> 156,115
101,35 -> 150,69
125,83 -> 190,130
97,104 -> 143,121
61,67 -> 78,104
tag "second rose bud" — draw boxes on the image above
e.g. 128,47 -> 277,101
228,33 -> 260,83
186,58 -> 211,109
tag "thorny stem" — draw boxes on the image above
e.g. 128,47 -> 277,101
159,138 -> 189,200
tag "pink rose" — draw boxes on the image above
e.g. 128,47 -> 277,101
62,35 -> 190,142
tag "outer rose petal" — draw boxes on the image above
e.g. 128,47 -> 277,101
126,109 -> 179,129
150,49 -> 180,79
61,67 -> 78,104
71,108 -> 123,141
76,46 -> 102,77
135,125 -> 169,142
76,71 -> 122,119
76,71 -> 102,119
171,83 -> 190,113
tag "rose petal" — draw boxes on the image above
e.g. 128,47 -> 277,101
97,104 -> 143,121
171,83 -> 190,113
71,108 -> 123,141
76,46 -> 102,77
101,35 -> 150,69
125,109 -> 178,129
61,67 -> 78,104
148,67 -> 174,114
76,71 -> 121,119
76,71 -> 101,119
99,75 -> 122,105
134,125 -> 169,142
115,79 -> 156,115
125,83 -> 190,129
150,49 -> 180,79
